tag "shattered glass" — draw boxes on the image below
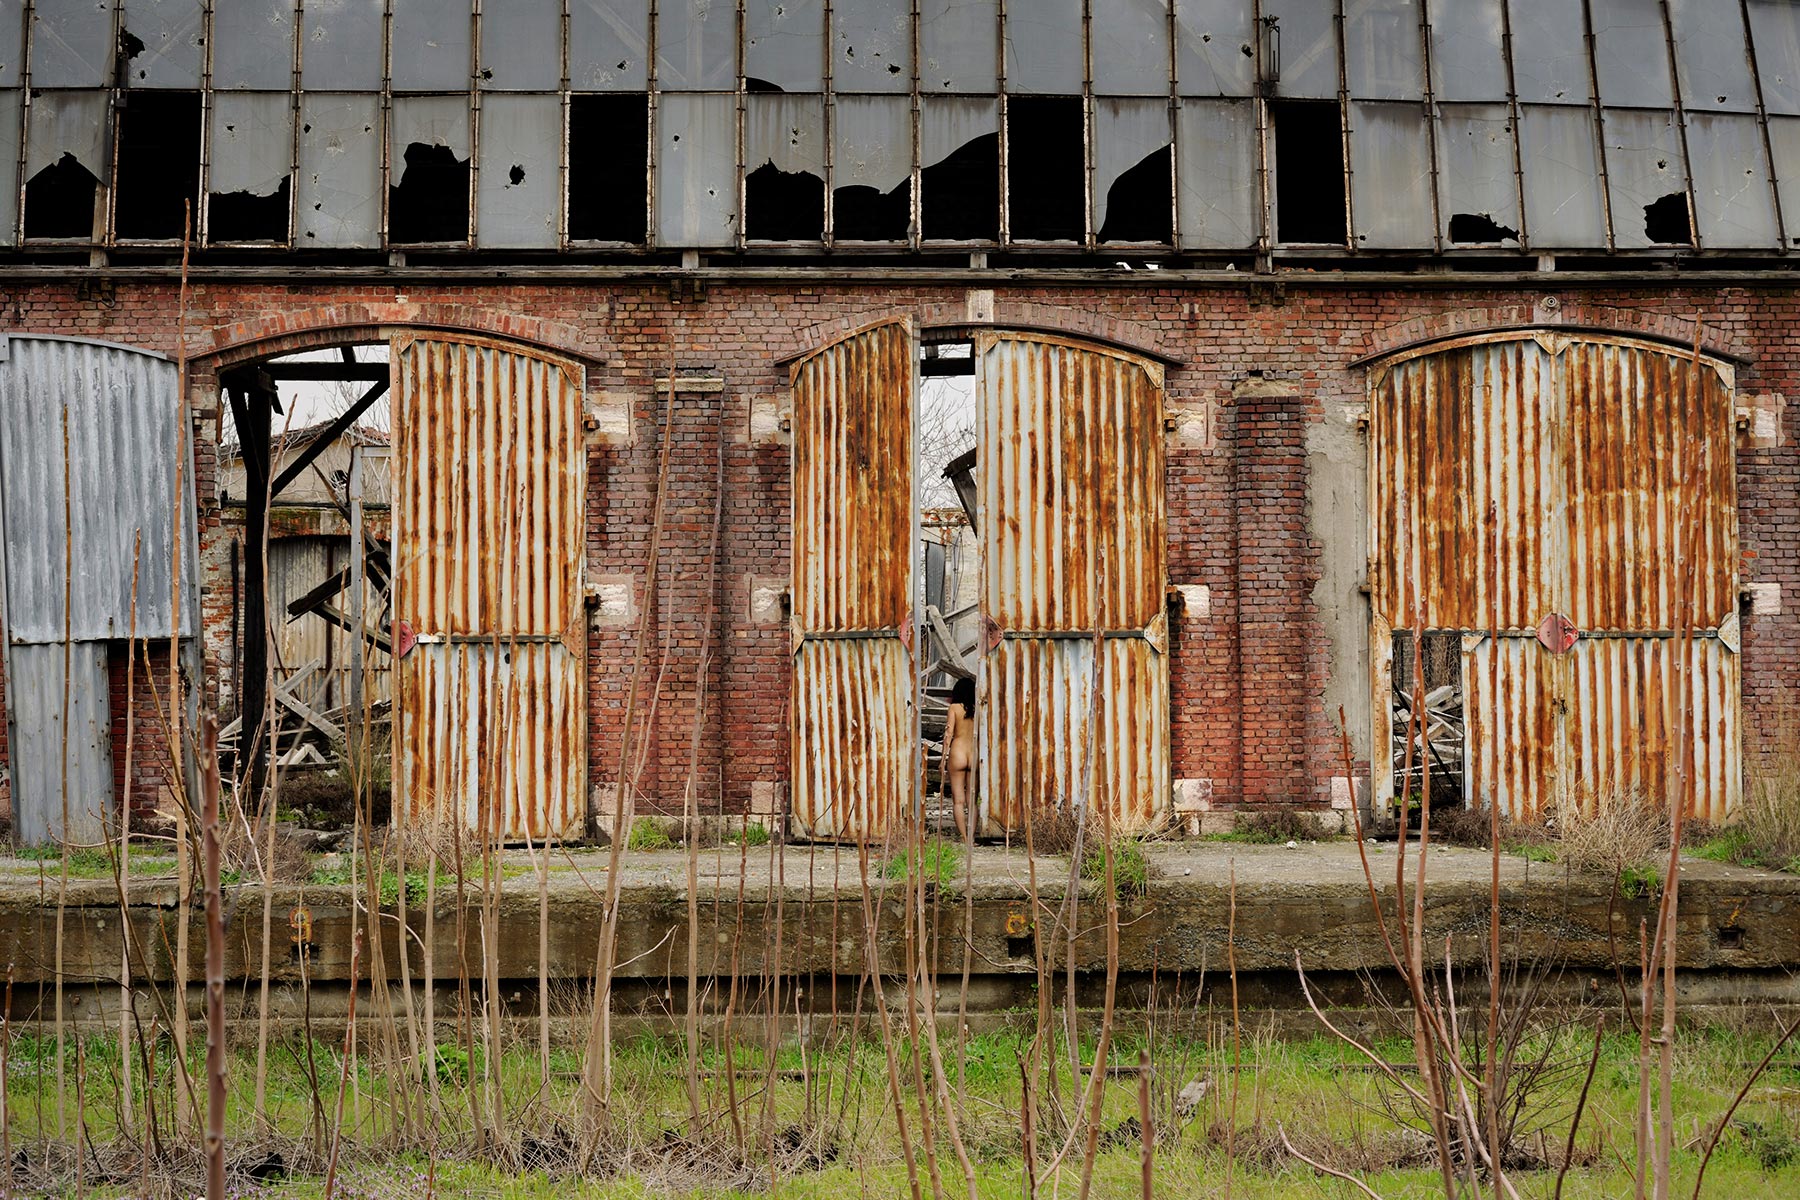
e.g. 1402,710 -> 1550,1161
1517,104 -> 1607,246
1174,0 -> 1254,96
1683,112 -> 1775,247
1436,103 -> 1521,245
476,93 -> 561,247
835,0 -> 912,92
1175,97 -> 1257,247
919,0 -> 996,92
1349,101 -> 1433,248
1589,0 -> 1673,109
656,92 -> 738,246
480,0 -> 563,91
1004,0 -> 1083,94
1600,107 -> 1690,247
301,0 -> 387,91
297,93 -> 382,248
746,0 -> 825,92
1092,0 -> 1171,97
391,0 -> 474,92
569,0 -> 650,90
213,0 -> 298,91
119,0 -> 206,88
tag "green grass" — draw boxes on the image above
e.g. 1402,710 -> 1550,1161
1511,841 -> 1558,863
9,844 -> 178,878
737,822 -> 771,848
1696,827 -> 1800,875
883,839 -> 963,890
1620,861 -> 1663,899
1079,836 -> 1151,901
625,817 -> 676,852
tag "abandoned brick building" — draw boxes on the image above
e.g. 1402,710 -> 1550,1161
0,1 -> 1794,847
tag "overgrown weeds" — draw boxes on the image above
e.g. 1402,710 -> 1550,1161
1208,809 -> 1328,844
1079,837 -> 1151,902
883,838 -> 962,891
1557,782 -> 1671,888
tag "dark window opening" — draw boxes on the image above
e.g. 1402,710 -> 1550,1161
745,77 -> 784,93
115,91 -> 202,240
1390,629 -> 1464,811
746,163 -> 825,240
921,133 -> 999,241
23,154 -> 99,239
834,179 -> 911,241
1643,192 -> 1691,245
569,95 -> 648,242
1006,97 -> 1084,241
1449,212 -> 1519,244
208,177 -> 291,243
388,143 -> 471,243
1098,146 -> 1173,243
1272,100 -> 1346,245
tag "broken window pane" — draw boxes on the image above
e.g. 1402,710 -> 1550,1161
297,93 -> 381,248
1765,114 -> 1800,243
1261,0 -> 1339,100
1750,0 -> 1800,115
656,91 -> 738,247
1685,111 -> 1777,247
746,0 -> 824,92
1436,103 -> 1521,246
1517,104 -> 1607,247
207,91 -> 293,243
301,0 -> 386,91
475,93 -> 560,247
1508,0 -> 1592,105
1175,96 -> 1257,247
1007,96 -> 1084,240
392,0 -> 473,91
1428,0 -> 1507,103
213,0 -> 298,91
1343,0 -> 1423,100
389,95 -> 472,244
1601,108 -> 1690,247
1005,0 -> 1083,94
1589,0 -> 1673,109
24,90 -> 107,239
119,0 -> 206,87
834,0 -> 911,92
1349,101 -> 1432,248
833,94 -> 911,241
657,0 -> 737,90
1092,0 -> 1171,97
1174,0 -> 1254,97
1271,99 -> 1345,244
745,94 -> 825,240
1390,629 -> 1465,809
568,94 -> 648,240
919,0 -> 996,93
921,96 -> 998,240
569,0 -> 650,90
0,91 -> 20,243
115,90 -> 201,239
480,0 -> 563,91
1094,98 -> 1171,243
29,2 -> 115,88
1668,0 -> 1754,113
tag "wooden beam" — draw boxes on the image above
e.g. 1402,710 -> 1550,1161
269,378 -> 390,498
258,363 -> 390,382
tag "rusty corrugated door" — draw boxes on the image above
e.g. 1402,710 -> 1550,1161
1370,332 -> 1740,821
789,319 -> 916,841
976,333 -> 1169,836
392,335 -> 586,841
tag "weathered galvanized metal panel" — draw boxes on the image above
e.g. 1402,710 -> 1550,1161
395,641 -> 585,840
1463,636 -> 1560,821
7,642 -> 113,846
791,639 -> 911,842
0,335 -> 197,642
1565,636 -> 1741,823
1370,335 -> 1559,631
392,336 -> 586,840
789,319 -> 915,841
977,334 -> 1169,835
1561,338 -> 1738,631
977,636 -> 1168,837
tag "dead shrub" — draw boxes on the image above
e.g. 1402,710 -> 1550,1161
1025,803 -> 1083,856
1234,809 -> 1320,844
1557,783 -> 1670,880
1422,803 -> 1554,852
1742,707 -> 1800,871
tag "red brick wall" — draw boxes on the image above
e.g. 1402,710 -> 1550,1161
107,643 -> 180,825
0,279 -> 1789,824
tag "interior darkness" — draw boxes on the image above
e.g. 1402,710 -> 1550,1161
1449,211 -> 1518,243
569,95 -> 649,242
746,163 -> 825,240
114,91 -> 202,239
921,133 -> 999,240
23,154 -> 99,239
834,179 -> 911,240
1272,100 -> 1346,245
208,177 -> 291,242
388,143 -> 471,243
1006,97 -> 1084,241
1643,192 -> 1692,244
1098,146 -> 1173,243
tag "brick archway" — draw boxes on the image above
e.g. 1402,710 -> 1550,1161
197,301 -> 601,371
1357,301 -> 1749,366
776,299 -> 1174,367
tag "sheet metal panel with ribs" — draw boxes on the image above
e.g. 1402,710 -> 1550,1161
789,319 -> 915,842
976,333 -> 1169,836
392,335 -> 587,841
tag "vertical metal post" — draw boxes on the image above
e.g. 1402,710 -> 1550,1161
348,442 -> 367,767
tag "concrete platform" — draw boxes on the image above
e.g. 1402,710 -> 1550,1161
2,840 -> 1795,1036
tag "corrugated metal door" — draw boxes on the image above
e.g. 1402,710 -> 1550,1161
0,335 -> 194,844
789,319 -> 916,842
392,335 -> 587,841
1370,332 -> 1740,821
975,334 -> 1169,836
